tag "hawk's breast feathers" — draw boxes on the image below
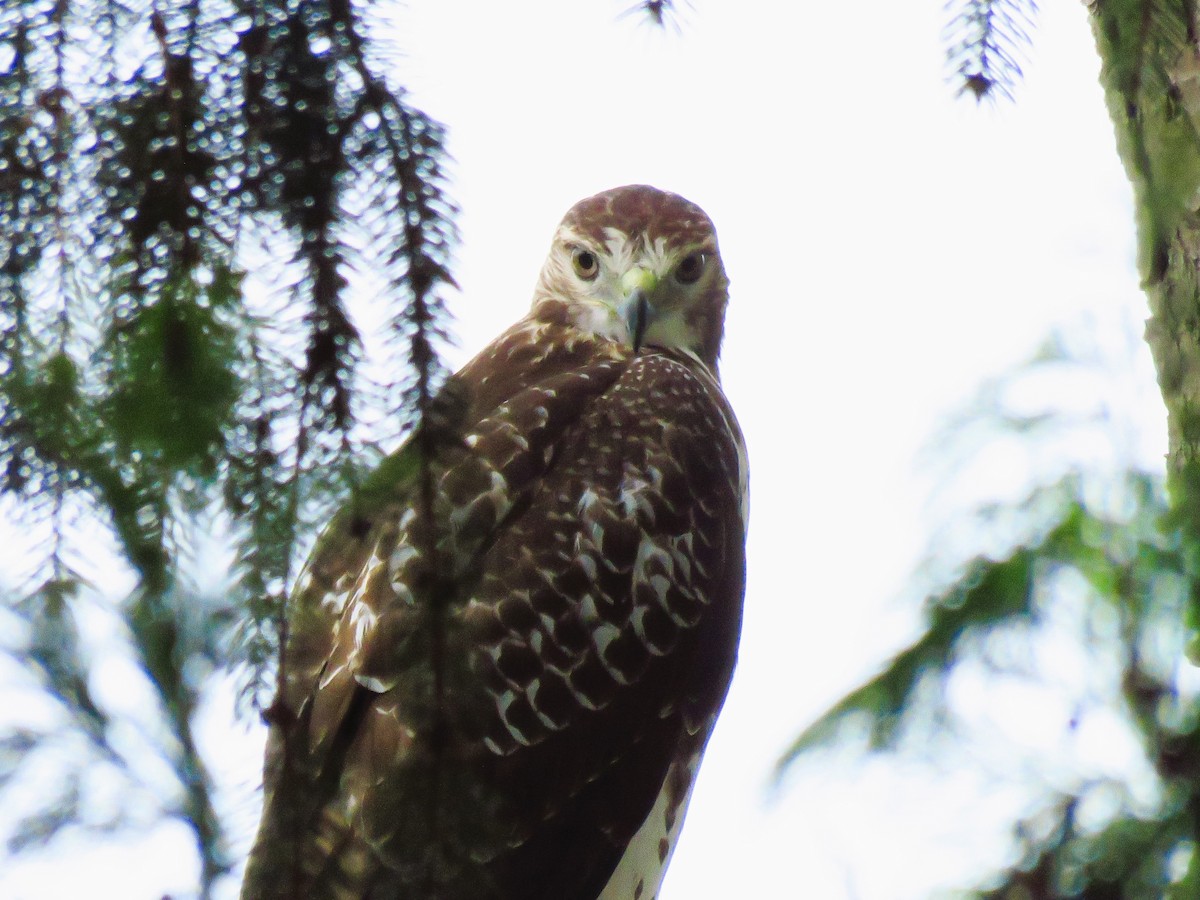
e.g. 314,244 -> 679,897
243,185 -> 747,900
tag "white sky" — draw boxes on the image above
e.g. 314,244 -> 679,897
0,1 -> 1171,898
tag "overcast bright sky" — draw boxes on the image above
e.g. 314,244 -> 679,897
0,2 -> 1171,898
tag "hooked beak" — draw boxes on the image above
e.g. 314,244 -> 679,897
624,288 -> 650,351
619,268 -> 658,352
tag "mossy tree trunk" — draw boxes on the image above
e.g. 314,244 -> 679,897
1090,1 -> 1200,648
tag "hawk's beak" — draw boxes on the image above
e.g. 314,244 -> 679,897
619,268 -> 658,352
624,288 -> 650,351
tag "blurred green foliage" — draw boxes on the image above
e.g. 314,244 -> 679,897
106,268 -> 241,477
779,319 -> 1198,896
0,0 -> 456,894
787,468 -> 1199,897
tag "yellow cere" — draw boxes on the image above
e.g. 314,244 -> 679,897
619,266 -> 659,297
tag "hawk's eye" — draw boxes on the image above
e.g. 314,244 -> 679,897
675,252 -> 706,285
572,248 -> 599,281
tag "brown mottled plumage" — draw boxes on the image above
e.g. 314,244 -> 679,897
242,185 -> 747,900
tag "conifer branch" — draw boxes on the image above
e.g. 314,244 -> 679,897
945,0 -> 1039,102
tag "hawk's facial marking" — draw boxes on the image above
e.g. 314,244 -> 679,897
532,185 -> 730,371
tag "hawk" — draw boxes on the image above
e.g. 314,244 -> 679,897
242,185 -> 748,900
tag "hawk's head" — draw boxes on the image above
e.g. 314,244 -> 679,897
532,184 -> 730,371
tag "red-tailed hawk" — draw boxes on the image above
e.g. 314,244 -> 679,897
242,184 -> 747,900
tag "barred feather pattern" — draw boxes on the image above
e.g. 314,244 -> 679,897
243,186 -> 747,900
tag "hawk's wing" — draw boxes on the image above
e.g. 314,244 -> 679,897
243,321 -> 746,900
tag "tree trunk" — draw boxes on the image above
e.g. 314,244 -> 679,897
1090,1 -> 1200,651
